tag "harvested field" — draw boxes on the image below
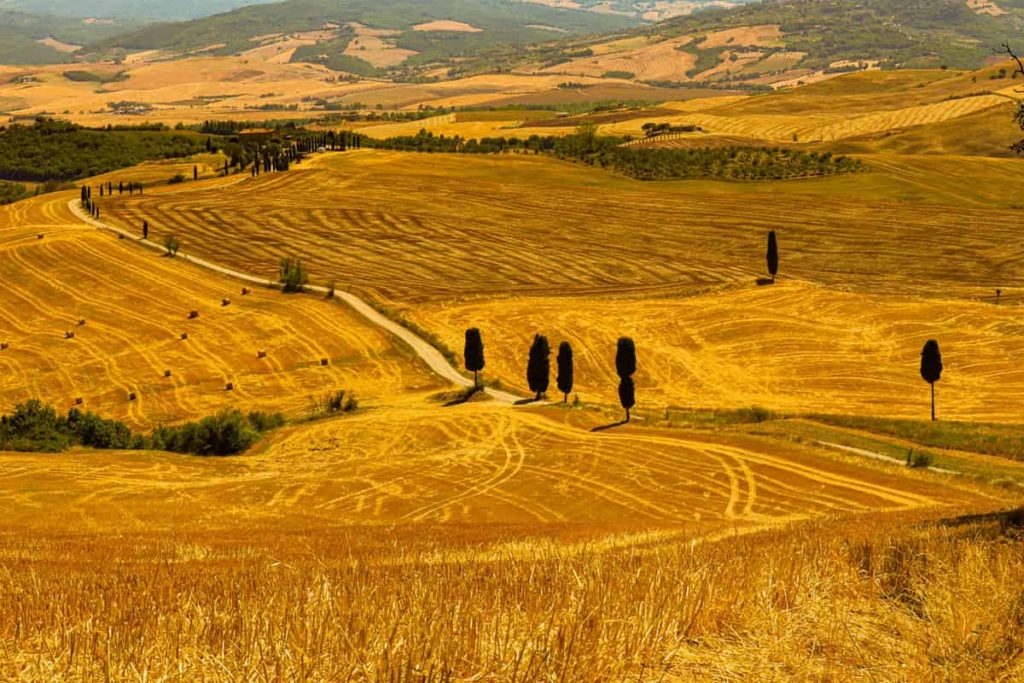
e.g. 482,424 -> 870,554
0,193 -> 438,427
98,150 -> 1024,304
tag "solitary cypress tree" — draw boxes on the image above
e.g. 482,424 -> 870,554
142,220 -> 149,240
464,328 -> 485,388
920,339 -> 943,421
767,230 -> 779,283
526,334 -> 551,401
118,181 -> 123,195
556,341 -> 574,403
193,165 -> 198,181
618,377 -> 635,423
615,337 -> 636,380
99,184 -> 104,197
615,337 -> 637,422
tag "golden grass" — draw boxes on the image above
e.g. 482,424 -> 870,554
403,282 -> 1024,422
99,150 -> 1024,304
0,194 -> 439,428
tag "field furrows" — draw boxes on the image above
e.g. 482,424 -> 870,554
98,151 -> 1024,303
0,402 -> 962,534
0,196 -> 439,427
406,282 -> 1024,421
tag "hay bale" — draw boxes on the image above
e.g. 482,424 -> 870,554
0,342 -> 8,351
188,310 -> 199,319
36,233 -> 43,240
128,392 -> 137,401
77,318 -> 86,326
118,233 -> 125,240
257,350 -> 267,359
221,298 -> 231,307
241,287 -> 251,296
180,332 -> 189,340
320,358 -> 329,366
164,369 -> 172,378
74,397 -> 83,405
64,331 -> 75,339
225,382 -> 234,391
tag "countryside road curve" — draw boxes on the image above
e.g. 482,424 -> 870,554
68,198 -> 523,404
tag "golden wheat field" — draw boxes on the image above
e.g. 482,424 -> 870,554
101,150 -> 1024,302
0,193 -> 439,427
4,62 -> 1024,681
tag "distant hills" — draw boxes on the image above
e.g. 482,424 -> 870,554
0,10 -> 140,64
93,0 -> 636,75
0,0 -> 271,21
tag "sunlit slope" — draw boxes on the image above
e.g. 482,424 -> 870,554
0,193 -> 439,427
101,150 -> 1024,302
0,401 -> 969,533
405,281 -> 1024,422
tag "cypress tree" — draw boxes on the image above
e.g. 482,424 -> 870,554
119,181 -> 123,194
464,328 -> 485,388
526,334 -> 551,401
767,230 -> 779,283
615,337 -> 636,380
99,184 -> 104,197
142,220 -> 149,240
615,337 -> 637,422
557,341 -> 574,403
618,377 -> 635,423
193,165 -> 198,181
920,339 -> 943,421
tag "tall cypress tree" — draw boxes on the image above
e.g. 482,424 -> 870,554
464,328 -> 485,388
767,230 -> 779,283
920,339 -> 943,421
526,334 -> 550,401
616,337 -> 637,422
556,341 -> 574,403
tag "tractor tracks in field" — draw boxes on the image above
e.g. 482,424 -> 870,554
68,197 -> 522,405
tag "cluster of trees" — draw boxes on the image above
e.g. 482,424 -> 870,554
279,257 -> 309,293
464,329 -> 637,421
0,119 -> 208,182
0,400 -> 285,456
367,128 -> 863,181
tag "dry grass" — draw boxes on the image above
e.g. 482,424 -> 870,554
0,194 -> 439,427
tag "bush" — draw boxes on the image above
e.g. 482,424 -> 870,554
906,449 -> 934,469
168,174 -> 186,184
279,257 -> 308,293
164,234 -> 181,257
308,390 -> 359,418
150,409 -> 283,456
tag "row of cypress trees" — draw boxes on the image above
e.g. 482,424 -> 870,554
464,328 -> 639,422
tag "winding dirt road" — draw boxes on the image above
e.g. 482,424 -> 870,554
68,198 -> 522,404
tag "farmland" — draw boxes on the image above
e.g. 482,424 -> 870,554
2,53 -> 1024,680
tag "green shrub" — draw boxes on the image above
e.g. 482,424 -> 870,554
279,257 -> 308,293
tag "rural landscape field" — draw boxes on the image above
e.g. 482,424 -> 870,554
2,0 -> 1024,680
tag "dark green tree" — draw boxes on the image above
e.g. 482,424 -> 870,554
556,341 -> 574,403
618,377 -> 635,423
142,220 -> 149,240
464,328 -> 485,388
616,337 -> 636,380
193,165 -> 198,181
278,257 -> 308,293
526,334 -> 550,401
920,339 -> 943,422
767,230 -> 779,283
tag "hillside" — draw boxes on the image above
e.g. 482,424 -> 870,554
0,10 -> 140,64
97,0 -> 636,78
521,0 -> 1024,89
0,0 -> 272,21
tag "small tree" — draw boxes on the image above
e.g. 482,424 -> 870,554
278,257 -> 308,293
526,334 -> 550,401
767,230 -> 779,283
464,328 -> 485,387
193,165 -> 198,181
618,377 -> 635,423
142,220 -> 149,240
616,337 -> 636,380
163,234 -> 180,257
556,341 -> 574,403
920,339 -> 943,421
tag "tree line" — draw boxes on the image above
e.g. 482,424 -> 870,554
366,127 -> 864,181
0,400 -> 285,456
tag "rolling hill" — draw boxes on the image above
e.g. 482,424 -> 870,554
0,0 -> 272,21
519,0 -> 1024,88
95,0 -> 637,77
0,10 -> 140,64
